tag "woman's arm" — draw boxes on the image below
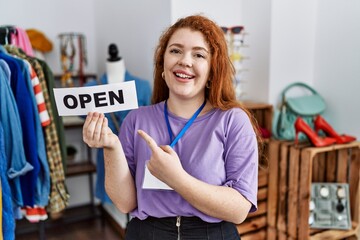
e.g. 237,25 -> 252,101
137,130 -> 252,224
172,171 -> 251,224
83,112 -> 137,213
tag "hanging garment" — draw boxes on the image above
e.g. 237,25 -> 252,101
5,46 -> 69,214
26,61 -> 51,127
10,27 -> 34,57
0,177 -> 2,240
0,64 -> 17,240
0,47 -> 34,208
38,59 -> 67,171
1,47 -> 40,208
31,58 -> 69,214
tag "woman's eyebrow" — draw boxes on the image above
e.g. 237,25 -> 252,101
168,43 -> 209,53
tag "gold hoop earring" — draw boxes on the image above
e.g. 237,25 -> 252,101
161,72 -> 165,79
206,80 -> 211,89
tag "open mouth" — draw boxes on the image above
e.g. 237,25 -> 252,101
174,72 -> 194,80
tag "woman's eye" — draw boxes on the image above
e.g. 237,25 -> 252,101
194,53 -> 205,59
170,49 -> 181,54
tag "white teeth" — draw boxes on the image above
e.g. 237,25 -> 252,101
175,73 -> 191,79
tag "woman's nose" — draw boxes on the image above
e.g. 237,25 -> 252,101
177,54 -> 193,67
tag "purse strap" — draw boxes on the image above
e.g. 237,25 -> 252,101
281,82 -> 320,102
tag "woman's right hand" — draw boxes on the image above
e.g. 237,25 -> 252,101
82,112 -> 119,149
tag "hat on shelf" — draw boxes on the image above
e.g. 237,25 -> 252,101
26,28 -> 53,53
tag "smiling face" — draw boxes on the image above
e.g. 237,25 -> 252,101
163,28 -> 211,102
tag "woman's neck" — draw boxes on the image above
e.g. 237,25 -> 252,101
166,97 -> 211,119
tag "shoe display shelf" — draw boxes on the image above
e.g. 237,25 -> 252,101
266,140 -> 359,240
236,101 -> 273,240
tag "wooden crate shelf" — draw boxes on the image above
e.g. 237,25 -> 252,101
267,140 -> 360,240
242,101 -> 273,132
236,102 -> 273,239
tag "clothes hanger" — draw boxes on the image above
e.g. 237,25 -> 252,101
0,26 -> 17,45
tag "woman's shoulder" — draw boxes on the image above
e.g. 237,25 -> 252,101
214,107 -> 253,131
215,106 -> 249,120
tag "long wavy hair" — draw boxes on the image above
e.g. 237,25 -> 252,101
152,14 -> 266,167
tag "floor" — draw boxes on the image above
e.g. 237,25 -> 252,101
15,205 -> 125,240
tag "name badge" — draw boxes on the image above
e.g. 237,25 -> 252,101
142,164 -> 173,190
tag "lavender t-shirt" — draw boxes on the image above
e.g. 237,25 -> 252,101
119,101 -> 258,223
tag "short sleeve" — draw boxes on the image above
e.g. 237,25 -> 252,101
118,111 -> 136,177
222,110 -> 259,213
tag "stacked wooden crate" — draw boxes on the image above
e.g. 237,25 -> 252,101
267,140 -> 360,239
236,102 -> 273,239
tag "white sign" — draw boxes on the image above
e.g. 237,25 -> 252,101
53,81 -> 138,116
143,164 -> 173,190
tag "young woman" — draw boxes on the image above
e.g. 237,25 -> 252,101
83,14 -> 260,240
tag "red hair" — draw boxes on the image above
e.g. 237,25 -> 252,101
152,14 -> 266,166
153,14 -> 237,110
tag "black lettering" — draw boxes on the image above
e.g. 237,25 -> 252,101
94,92 -> 107,107
79,94 -> 92,108
109,90 -> 124,105
63,95 -> 78,109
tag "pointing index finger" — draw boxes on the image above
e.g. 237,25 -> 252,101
137,129 -> 159,152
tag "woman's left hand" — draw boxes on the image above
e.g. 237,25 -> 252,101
137,129 -> 185,187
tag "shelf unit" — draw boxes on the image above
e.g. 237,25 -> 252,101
62,116 -> 97,207
63,116 -> 96,176
54,73 -> 97,88
236,101 -> 273,239
267,140 -> 359,239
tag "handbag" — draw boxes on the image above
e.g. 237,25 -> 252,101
272,82 -> 326,140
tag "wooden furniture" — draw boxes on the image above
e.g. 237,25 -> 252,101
241,101 -> 273,136
236,101 -> 273,239
54,73 -> 97,88
267,140 -> 359,239
63,116 -> 96,178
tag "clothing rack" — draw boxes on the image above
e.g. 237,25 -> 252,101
0,43 -> 70,240
0,26 -> 17,45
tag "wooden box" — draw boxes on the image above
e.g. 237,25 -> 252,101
242,101 -> 273,136
236,102 -> 273,239
267,140 -> 360,240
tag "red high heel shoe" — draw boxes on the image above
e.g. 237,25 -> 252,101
294,117 -> 337,147
314,115 -> 356,144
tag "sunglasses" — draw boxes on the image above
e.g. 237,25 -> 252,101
221,26 -> 244,34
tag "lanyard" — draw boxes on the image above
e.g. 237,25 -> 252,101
164,99 -> 206,148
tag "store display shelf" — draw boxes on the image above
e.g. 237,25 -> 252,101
62,116 -> 85,128
66,162 -> 96,177
309,221 -> 359,239
267,141 -> 359,240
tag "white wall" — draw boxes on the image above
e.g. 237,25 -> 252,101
171,0 -> 243,24
242,0 -> 271,102
93,0 -> 171,83
314,0 -> 360,138
268,0 -> 318,105
0,0 -> 98,75
268,0 -> 360,139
